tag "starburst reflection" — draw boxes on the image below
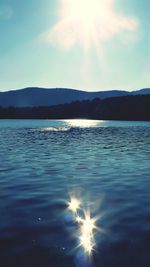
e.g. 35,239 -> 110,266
68,197 -> 81,213
80,210 -> 97,235
78,210 -> 97,255
79,233 -> 94,255
67,196 -> 100,257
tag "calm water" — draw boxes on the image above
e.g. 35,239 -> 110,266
0,119 -> 150,267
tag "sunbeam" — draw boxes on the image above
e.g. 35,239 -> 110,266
43,0 -> 138,53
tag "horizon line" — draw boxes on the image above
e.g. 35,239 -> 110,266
0,86 -> 150,93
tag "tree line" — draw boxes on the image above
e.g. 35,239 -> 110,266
0,94 -> 150,121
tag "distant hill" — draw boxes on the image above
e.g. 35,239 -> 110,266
0,87 -> 150,107
0,94 -> 150,121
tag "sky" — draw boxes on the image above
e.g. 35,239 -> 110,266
0,0 -> 149,92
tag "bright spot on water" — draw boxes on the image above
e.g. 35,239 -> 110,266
67,195 -> 100,257
64,119 -> 101,128
79,233 -> 94,255
68,197 -> 81,213
80,210 -> 97,235
76,215 -> 83,223
78,210 -> 97,255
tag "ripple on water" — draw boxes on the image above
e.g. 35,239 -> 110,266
0,120 -> 150,266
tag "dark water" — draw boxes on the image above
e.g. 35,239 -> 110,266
0,119 -> 150,267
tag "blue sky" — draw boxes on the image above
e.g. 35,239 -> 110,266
0,0 -> 149,92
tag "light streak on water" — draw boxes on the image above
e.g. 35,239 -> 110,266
67,195 -> 100,258
80,210 -> 97,235
78,210 -> 98,256
64,119 -> 100,128
79,233 -> 94,255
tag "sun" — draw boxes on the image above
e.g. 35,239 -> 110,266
58,0 -> 113,50
44,0 -> 138,52
63,0 -> 101,24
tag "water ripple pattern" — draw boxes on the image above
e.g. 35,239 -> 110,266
0,119 -> 150,267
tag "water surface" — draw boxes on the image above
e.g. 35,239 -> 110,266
0,119 -> 150,267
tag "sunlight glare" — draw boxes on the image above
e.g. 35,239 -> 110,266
68,197 -> 81,213
44,0 -> 138,52
64,119 -> 99,128
78,210 -> 97,255
79,233 -> 94,255
67,195 -> 101,257
80,210 -> 97,235
76,215 -> 83,223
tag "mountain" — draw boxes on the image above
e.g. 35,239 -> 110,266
0,87 -> 150,107
131,88 -> 150,95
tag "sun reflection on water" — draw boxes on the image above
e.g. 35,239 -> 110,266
68,197 -> 81,213
64,119 -> 102,128
67,195 -> 101,258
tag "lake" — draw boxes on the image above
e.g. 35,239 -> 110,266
0,119 -> 150,267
